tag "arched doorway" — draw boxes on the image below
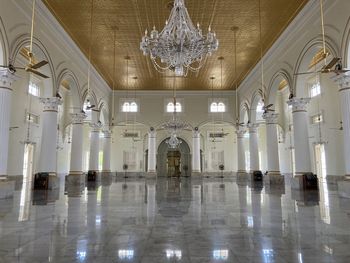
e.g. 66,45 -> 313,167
157,138 -> 191,177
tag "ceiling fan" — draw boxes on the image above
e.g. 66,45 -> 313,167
0,0 -> 49,79
235,118 -> 245,128
85,99 -> 96,110
294,57 -> 349,76
330,121 -> 343,131
262,103 -> 275,114
295,0 -> 349,77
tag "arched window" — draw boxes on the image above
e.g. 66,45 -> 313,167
167,102 -> 182,112
175,102 -> 182,112
130,102 -> 138,112
122,102 -> 130,112
122,101 -> 138,112
29,82 -> 40,97
257,101 -> 264,113
83,100 -> 92,121
210,102 -> 218,112
218,102 -> 225,112
167,102 -> 174,112
210,102 -> 225,112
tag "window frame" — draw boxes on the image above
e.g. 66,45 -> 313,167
120,98 -> 139,113
164,98 -> 184,114
28,82 -> 40,97
209,98 -> 227,113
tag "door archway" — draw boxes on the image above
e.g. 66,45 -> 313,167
157,138 -> 191,177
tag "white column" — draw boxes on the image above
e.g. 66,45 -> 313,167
0,70 -> 18,176
69,112 -> 86,175
102,130 -> 112,172
287,98 -> 312,175
89,124 -> 100,172
331,74 -> 350,178
248,124 -> 260,172
192,128 -> 201,173
263,112 -> 280,174
37,97 -> 62,174
147,128 -> 156,173
236,129 -> 246,173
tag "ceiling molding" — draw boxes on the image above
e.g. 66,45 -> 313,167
113,90 -> 235,97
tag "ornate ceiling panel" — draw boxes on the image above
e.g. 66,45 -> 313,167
43,0 -> 309,90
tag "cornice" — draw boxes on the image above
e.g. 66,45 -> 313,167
113,90 -> 235,96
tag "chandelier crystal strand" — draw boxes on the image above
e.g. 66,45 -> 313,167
140,0 -> 219,76
164,74 -> 188,148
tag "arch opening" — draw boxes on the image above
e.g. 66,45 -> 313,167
157,137 -> 191,177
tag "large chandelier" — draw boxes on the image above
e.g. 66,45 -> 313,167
140,0 -> 219,76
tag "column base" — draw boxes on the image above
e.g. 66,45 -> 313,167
291,173 -> 318,190
291,188 -> 319,206
145,172 -> 157,179
236,171 -> 248,182
0,177 -> 15,199
34,172 -> 59,190
191,171 -> 202,177
264,172 -> 284,185
87,170 -> 100,182
248,170 -> 263,182
66,173 -> 85,186
337,177 -> 350,198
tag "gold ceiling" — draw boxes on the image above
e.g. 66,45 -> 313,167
43,0 -> 309,90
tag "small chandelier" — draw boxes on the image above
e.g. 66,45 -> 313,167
166,132 -> 182,149
140,0 -> 219,76
161,97 -> 190,148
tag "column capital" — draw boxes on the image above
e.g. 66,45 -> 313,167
102,130 -> 112,138
247,123 -> 259,133
71,112 -> 86,124
236,129 -> 246,139
330,73 -> 350,92
148,127 -> 156,137
90,122 -> 102,132
287,98 -> 310,113
263,112 -> 279,124
0,70 -> 19,91
39,97 -> 62,112
193,129 -> 200,138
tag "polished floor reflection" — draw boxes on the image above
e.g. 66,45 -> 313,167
0,176 -> 350,263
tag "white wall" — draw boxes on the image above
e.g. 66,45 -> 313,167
238,0 -> 350,177
110,91 -> 238,173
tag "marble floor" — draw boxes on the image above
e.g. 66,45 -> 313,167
0,175 -> 350,263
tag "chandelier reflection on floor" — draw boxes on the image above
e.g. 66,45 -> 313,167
140,0 -> 219,76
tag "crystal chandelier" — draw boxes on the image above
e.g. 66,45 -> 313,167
166,132 -> 182,149
161,98 -> 190,148
140,0 -> 219,76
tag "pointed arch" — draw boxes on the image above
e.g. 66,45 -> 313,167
239,100 -> 250,124
10,34 -> 56,95
292,36 -> 339,97
266,69 -> 293,106
0,17 -> 9,65
250,89 -> 264,123
56,68 -> 82,110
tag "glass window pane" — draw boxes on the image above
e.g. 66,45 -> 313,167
218,102 -> 225,112
210,102 -> 218,112
167,102 -> 174,112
